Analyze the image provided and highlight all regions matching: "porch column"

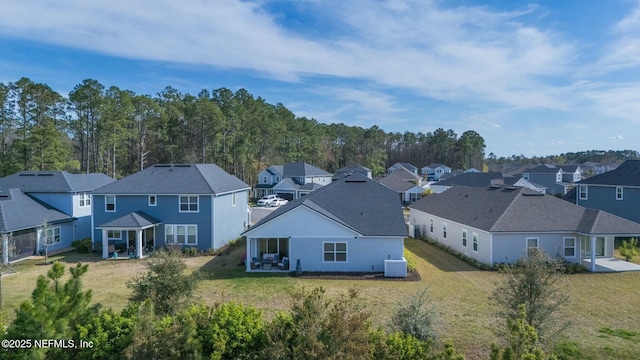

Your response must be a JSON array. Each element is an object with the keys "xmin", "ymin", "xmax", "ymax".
[
  {"xmin": 245, "ymin": 237, "xmax": 250, "ymax": 272},
  {"xmin": 136, "ymin": 229, "xmax": 143, "ymax": 258},
  {"xmin": 102, "ymin": 229, "xmax": 109, "ymax": 259},
  {"xmin": 590, "ymin": 236, "xmax": 596, "ymax": 272},
  {"xmin": 2, "ymin": 234, "xmax": 9, "ymax": 264}
]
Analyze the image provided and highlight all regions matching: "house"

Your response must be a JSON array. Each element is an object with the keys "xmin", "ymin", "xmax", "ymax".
[
  {"xmin": 254, "ymin": 162, "xmax": 332, "ymax": 200},
  {"xmin": 91, "ymin": 164, "xmax": 250, "ymax": 259},
  {"xmin": 421, "ymin": 163, "xmax": 452, "ymax": 181},
  {"xmin": 408, "ymin": 185, "xmax": 640, "ymax": 272},
  {"xmin": 520, "ymin": 164, "xmax": 582, "ymax": 196},
  {"xmin": 243, "ymin": 174, "xmax": 407, "ymax": 276},
  {"xmin": 1, "ymin": 188, "xmax": 75, "ymax": 263},
  {"xmin": 333, "ymin": 165, "xmax": 372, "ymax": 180},
  {"xmin": 388, "ymin": 162, "xmax": 418, "ymax": 175},
  {"xmin": 0, "ymin": 170, "xmax": 115, "ymax": 241},
  {"xmin": 377, "ymin": 172, "xmax": 424, "ymax": 205},
  {"xmin": 430, "ymin": 172, "xmax": 504, "ymax": 194},
  {"xmin": 573, "ymin": 160, "xmax": 640, "ymax": 224},
  {"xmin": 439, "ymin": 169, "xmax": 465, "ymax": 181}
]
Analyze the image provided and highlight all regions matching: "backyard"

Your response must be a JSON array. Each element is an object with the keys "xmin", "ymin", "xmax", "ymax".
[{"xmin": 3, "ymin": 238, "xmax": 640, "ymax": 359}]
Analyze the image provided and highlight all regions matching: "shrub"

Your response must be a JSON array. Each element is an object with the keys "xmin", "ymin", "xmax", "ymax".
[
  {"xmin": 620, "ymin": 238, "xmax": 638, "ymax": 261},
  {"xmin": 404, "ymin": 248, "xmax": 416, "ymax": 273},
  {"xmin": 391, "ymin": 288, "xmax": 437, "ymax": 342},
  {"xmin": 71, "ymin": 238, "xmax": 93, "ymax": 253}
]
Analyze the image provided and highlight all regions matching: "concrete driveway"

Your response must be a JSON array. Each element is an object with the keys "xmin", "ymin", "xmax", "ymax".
[{"xmin": 250, "ymin": 206, "xmax": 278, "ymax": 225}]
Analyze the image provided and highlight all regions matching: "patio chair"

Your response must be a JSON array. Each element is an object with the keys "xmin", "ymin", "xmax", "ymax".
[
  {"xmin": 250, "ymin": 257, "xmax": 261, "ymax": 269},
  {"xmin": 278, "ymin": 257, "xmax": 289, "ymax": 270}
]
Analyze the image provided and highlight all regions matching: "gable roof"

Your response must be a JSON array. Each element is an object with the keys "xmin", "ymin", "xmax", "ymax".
[
  {"xmin": 578, "ymin": 160, "xmax": 640, "ymax": 187},
  {"xmin": 436, "ymin": 172, "xmax": 503, "ymax": 187},
  {"xmin": 92, "ymin": 164, "xmax": 250, "ymax": 195},
  {"xmin": 409, "ymin": 185, "xmax": 640, "ymax": 235},
  {"xmin": 391, "ymin": 162, "xmax": 417, "ymax": 172},
  {"xmin": 377, "ymin": 173, "xmax": 416, "ymax": 192},
  {"xmin": 0, "ymin": 171, "xmax": 114, "ymax": 193},
  {"xmin": 387, "ymin": 168, "xmax": 421, "ymax": 181},
  {"xmin": 247, "ymin": 174, "xmax": 407, "ymax": 237},
  {"xmin": 523, "ymin": 164, "xmax": 561, "ymax": 174},
  {"xmin": 282, "ymin": 162, "xmax": 332, "ymax": 177},
  {"xmin": 0, "ymin": 189, "xmax": 74, "ymax": 233}
]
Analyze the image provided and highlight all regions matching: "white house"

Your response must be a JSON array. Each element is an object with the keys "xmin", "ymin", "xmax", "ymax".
[{"xmin": 421, "ymin": 163, "xmax": 452, "ymax": 181}]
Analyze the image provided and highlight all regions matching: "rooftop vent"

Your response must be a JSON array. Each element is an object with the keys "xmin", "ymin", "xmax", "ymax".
[
  {"xmin": 345, "ymin": 177, "xmax": 366, "ymax": 182},
  {"xmin": 522, "ymin": 192, "xmax": 544, "ymax": 197},
  {"xmin": 173, "ymin": 164, "xmax": 191, "ymax": 167},
  {"xmin": 154, "ymin": 164, "xmax": 171, "ymax": 167},
  {"xmin": 19, "ymin": 174, "xmax": 36, "ymax": 176},
  {"xmin": 37, "ymin": 173, "xmax": 54, "ymax": 176}
]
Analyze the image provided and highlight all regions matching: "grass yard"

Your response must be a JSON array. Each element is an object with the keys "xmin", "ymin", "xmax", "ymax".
[{"xmin": 3, "ymin": 239, "xmax": 640, "ymax": 359}]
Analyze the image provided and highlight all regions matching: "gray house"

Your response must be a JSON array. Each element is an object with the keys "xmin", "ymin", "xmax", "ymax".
[
  {"xmin": 1, "ymin": 188, "xmax": 75, "ymax": 263},
  {"xmin": 377, "ymin": 172, "xmax": 424, "ymax": 205},
  {"xmin": 388, "ymin": 162, "xmax": 418, "ymax": 175},
  {"xmin": 333, "ymin": 165, "xmax": 373, "ymax": 180},
  {"xmin": 573, "ymin": 160, "xmax": 640, "ymax": 224},
  {"xmin": 520, "ymin": 164, "xmax": 581, "ymax": 196},
  {"xmin": 409, "ymin": 185, "xmax": 640, "ymax": 272},
  {"xmin": 243, "ymin": 174, "xmax": 407, "ymax": 276},
  {"xmin": 254, "ymin": 162, "xmax": 332, "ymax": 200},
  {"xmin": 92, "ymin": 164, "xmax": 250, "ymax": 259}
]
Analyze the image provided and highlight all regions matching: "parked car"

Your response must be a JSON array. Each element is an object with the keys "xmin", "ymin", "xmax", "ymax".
[
  {"xmin": 257, "ymin": 194, "xmax": 278, "ymax": 206},
  {"xmin": 270, "ymin": 198, "xmax": 289, "ymax": 207}
]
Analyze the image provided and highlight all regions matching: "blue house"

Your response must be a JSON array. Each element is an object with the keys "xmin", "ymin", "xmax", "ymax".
[
  {"xmin": 91, "ymin": 164, "xmax": 250, "ymax": 259},
  {"xmin": 254, "ymin": 162, "xmax": 333, "ymax": 200},
  {"xmin": 520, "ymin": 164, "xmax": 582, "ymax": 196},
  {"xmin": 0, "ymin": 170, "xmax": 115, "ymax": 243},
  {"xmin": 1, "ymin": 188, "xmax": 75, "ymax": 263},
  {"xmin": 574, "ymin": 160, "xmax": 640, "ymax": 224}
]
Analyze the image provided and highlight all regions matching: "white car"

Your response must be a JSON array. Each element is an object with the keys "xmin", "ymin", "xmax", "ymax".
[
  {"xmin": 270, "ymin": 198, "xmax": 289, "ymax": 207},
  {"xmin": 257, "ymin": 194, "xmax": 278, "ymax": 206}
]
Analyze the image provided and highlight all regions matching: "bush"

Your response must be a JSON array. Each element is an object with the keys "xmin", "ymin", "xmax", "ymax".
[
  {"xmin": 391, "ymin": 288, "xmax": 436, "ymax": 342},
  {"xmin": 404, "ymin": 248, "xmax": 416, "ymax": 273},
  {"xmin": 620, "ymin": 238, "xmax": 638, "ymax": 261},
  {"xmin": 72, "ymin": 238, "xmax": 93, "ymax": 253}
]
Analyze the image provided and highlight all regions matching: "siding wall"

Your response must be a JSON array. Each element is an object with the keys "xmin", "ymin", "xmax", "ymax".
[
  {"xmin": 576, "ymin": 185, "xmax": 640, "ymax": 223},
  {"xmin": 30, "ymin": 192, "xmax": 92, "ymax": 241},
  {"xmin": 212, "ymin": 190, "xmax": 250, "ymax": 249},
  {"xmin": 492, "ymin": 232, "xmax": 582, "ymax": 264}
]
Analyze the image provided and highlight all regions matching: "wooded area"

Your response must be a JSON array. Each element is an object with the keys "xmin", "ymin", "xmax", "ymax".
[{"xmin": 0, "ymin": 77, "xmax": 486, "ymax": 183}]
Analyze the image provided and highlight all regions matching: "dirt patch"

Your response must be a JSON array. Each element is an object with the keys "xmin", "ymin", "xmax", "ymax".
[{"xmin": 293, "ymin": 271, "xmax": 420, "ymax": 281}]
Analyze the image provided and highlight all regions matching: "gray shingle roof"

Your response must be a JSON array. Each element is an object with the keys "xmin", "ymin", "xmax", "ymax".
[
  {"xmin": 387, "ymin": 168, "xmax": 421, "ymax": 181},
  {"xmin": 523, "ymin": 164, "xmax": 560, "ymax": 174},
  {"xmin": 92, "ymin": 164, "xmax": 250, "ymax": 195},
  {"xmin": 0, "ymin": 171, "xmax": 114, "ymax": 193},
  {"xmin": 0, "ymin": 189, "xmax": 74, "ymax": 233},
  {"xmin": 409, "ymin": 185, "xmax": 640, "ymax": 235},
  {"xmin": 246, "ymin": 174, "xmax": 407, "ymax": 237},
  {"xmin": 436, "ymin": 172, "xmax": 503, "ymax": 187},
  {"xmin": 97, "ymin": 211, "xmax": 161, "ymax": 228},
  {"xmin": 282, "ymin": 162, "xmax": 332, "ymax": 177},
  {"xmin": 377, "ymin": 173, "xmax": 415, "ymax": 192},
  {"xmin": 578, "ymin": 160, "xmax": 640, "ymax": 187}
]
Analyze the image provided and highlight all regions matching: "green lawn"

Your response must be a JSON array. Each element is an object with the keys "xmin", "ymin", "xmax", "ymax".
[{"xmin": 3, "ymin": 239, "xmax": 640, "ymax": 359}]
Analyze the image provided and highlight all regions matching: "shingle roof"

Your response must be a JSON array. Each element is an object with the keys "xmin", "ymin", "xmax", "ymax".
[
  {"xmin": 436, "ymin": 172, "xmax": 503, "ymax": 187},
  {"xmin": 282, "ymin": 162, "xmax": 332, "ymax": 177},
  {"xmin": 97, "ymin": 211, "xmax": 161, "ymax": 228},
  {"xmin": 92, "ymin": 164, "xmax": 250, "ymax": 195},
  {"xmin": 0, "ymin": 189, "xmax": 74, "ymax": 233},
  {"xmin": 409, "ymin": 185, "xmax": 640, "ymax": 235},
  {"xmin": 377, "ymin": 173, "xmax": 415, "ymax": 192},
  {"xmin": 247, "ymin": 174, "xmax": 407, "ymax": 237},
  {"xmin": 578, "ymin": 160, "xmax": 640, "ymax": 187},
  {"xmin": 387, "ymin": 168, "xmax": 421, "ymax": 181},
  {"xmin": 523, "ymin": 164, "xmax": 560, "ymax": 174},
  {"xmin": 0, "ymin": 171, "xmax": 114, "ymax": 193},
  {"xmin": 425, "ymin": 163, "xmax": 449, "ymax": 169}
]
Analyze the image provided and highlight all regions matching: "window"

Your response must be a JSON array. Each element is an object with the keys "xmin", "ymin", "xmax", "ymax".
[
  {"xmin": 430, "ymin": 219, "xmax": 434, "ymax": 233},
  {"xmin": 105, "ymin": 195, "xmax": 116, "ymax": 212},
  {"xmin": 579, "ymin": 185, "xmax": 587, "ymax": 200},
  {"xmin": 179, "ymin": 196, "xmax": 198, "ymax": 212},
  {"xmin": 556, "ymin": 172, "xmax": 562, "ymax": 182},
  {"xmin": 462, "ymin": 230, "xmax": 467, "ymax": 247},
  {"xmin": 522, "ymin": 173, "xmax": 529, "ymax": 180},
  {"xmin": 79, "ymin": 193, "xmax": 91, "ymax": 207},
  {"xmin": 563, "ymin": 237, "xmax": 575, "ymax": 257},
  {"xmin": 148, "ymin": 195, "xmax": 157, "ymax": 206},
  {"xmin": 165, "ymin": 225, "xmax": 197, "ymax": 245},
  {"xmin": 263, "ymin": 176, "xmax": 267, "ymax": 183},
  {"xmin": 527, "ymin": 237, "xmax": 539, "ymax": 255},
  {"xmin": 443, "ymin": 223, "xmax": 447, "ymax": 239},
  {"xmin": 472, "ymin": 233, "xmax": 478, "ymax": 252},
  {"xmin": 45, "ymin": 227, "xmax": 61, "ymax": 244},
  {"xmin": 616, "ymin": 186, "xmax": 623, "ymax": 200},
  {"xmin": 107, "ymin": 230, "xmax": 122, "ymax": 240},
  {"xmin": 323, "ymin": 242, "xmax": 347, "ymax": 262}
]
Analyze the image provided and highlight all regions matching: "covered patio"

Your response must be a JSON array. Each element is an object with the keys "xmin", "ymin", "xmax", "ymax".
[
  {"xmin": 582, "ymin": 258, "xmax": 640, "ymax": 272},
  {"xmin": 245, "ymin": 237, "xmax": 290, "ymax": 271},
  {"xmin": 98, "ymin": 211, "xmax": 161, "ymax": 259}
]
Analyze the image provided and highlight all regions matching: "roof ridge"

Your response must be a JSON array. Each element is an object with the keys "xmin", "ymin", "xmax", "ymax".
[
  {"xmin": 59, "ymin": 171, "xmax": 74, "ymax": 191},
  {"xmin": 192, "ymin": 164, "xmax": 217, "ymax": 194}
]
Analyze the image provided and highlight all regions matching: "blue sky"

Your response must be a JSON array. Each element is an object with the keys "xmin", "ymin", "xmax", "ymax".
[{"xmin": 2, "ymin": 0, "xmax": 640, "ymax": 158}]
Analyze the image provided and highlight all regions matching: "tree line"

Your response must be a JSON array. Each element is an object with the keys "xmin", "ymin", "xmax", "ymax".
[{"xmin": 0, "ymin": 77, "xmax": 487, "ymax": 183}]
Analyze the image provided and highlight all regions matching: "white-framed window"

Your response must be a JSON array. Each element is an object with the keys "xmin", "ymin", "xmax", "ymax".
[
  {"xmin": 443, "ymin": 223, "xmax": 447, "ymax": 239},
  {"xmin": 323, "ymin": 242, "xmax": 347, "ymax": 262},
  {"xmin": 107, "ymin": 230, "xmax": 122, "ymax": 240},
  {"xmin": 165, "ymin": 225, "xmax": 197, "ymax": 245},
  {"xmin": 430, "ymin": 219, "xmax": 434, "ymax": 233},
  {"xmin": 472, "ymin": 233, "xmax": 478, "ymax": 252},
  {"xmin": 148, "ymin": 195, "xmax": 157, "ymax": 206},
  {"xmin": 556, "ymin": 172, "xmax": 562, "ymax": 182},
  {"xmin": 527, "ymin": 237, "xmax": 539, "ymax": 255},
  {"xmin": 462, "ymin": 229, "xmax": 467, "ymax": 247},
  {"xmin": 616, "ymin": 186, "xmax": 623, "ymax": 200},
  {"xmin": 179, "ymin": 196, "xmax": 198, "ymax": 212},
  {"xmin": 105, "ymin": 195, "xmax": 116, "ymax": 212},
  {"xmin": 523, "ymin": 173, "xmax": 529, "ymax": 180},
  {"xmin": 79, "ymin": 193, "xmax": 91, "ymax": 207},
  {"xmin": 232, "ymin": 192, "xmax": 236, "ymax": 206},
  {"xmin": 579, "ymin": 185, "xmax": 587, "ymax": 200},
  {"xmin": 45, "ymin": 226, "xmax": 61, "ymax": 244},
  {"xmin": 563, "ymin": 237, "xmax": 576, "ymax": 258}
]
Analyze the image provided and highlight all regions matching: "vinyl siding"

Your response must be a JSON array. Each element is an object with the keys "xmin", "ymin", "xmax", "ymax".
[
  {"xmin": 576, "ymin": 185, "xmax": 640, "ymax": 223},
  {"xmin": 212, "ymin": 190, "xmax": 250, "ymax": 249}
]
